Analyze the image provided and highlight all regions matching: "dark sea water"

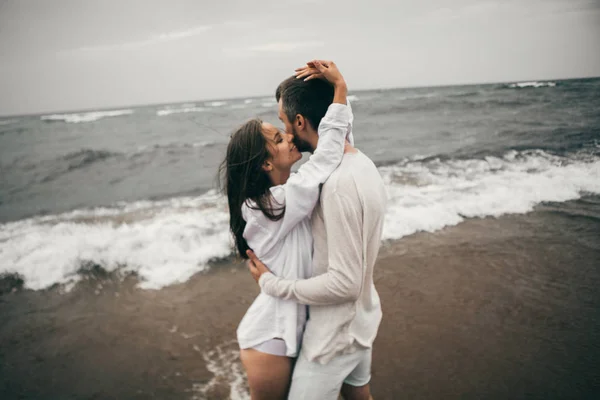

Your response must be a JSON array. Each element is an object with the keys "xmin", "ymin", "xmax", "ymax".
[{"xmin": 0, "ymin": 78, "xmax": 599, "ymax": 290}]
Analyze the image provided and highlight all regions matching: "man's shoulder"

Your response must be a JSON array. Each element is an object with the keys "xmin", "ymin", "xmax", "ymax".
[{"xmin": 322, "ymin": 151, "xmax": 378, "ymax": 197}]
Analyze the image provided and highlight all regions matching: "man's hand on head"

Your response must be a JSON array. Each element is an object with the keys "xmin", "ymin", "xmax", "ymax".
[{"xmin": 246, "ymin": 250, "xmax": 271, "ymax": 283}]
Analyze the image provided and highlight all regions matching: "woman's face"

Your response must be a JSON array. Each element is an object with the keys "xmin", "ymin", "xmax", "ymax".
[{"xmin": 261, "ymin": 122, "xmax": 302, "ymax": 172}]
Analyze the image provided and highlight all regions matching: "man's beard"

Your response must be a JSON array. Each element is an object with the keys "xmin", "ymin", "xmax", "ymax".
[{"xmin": 291, "ymin": 126, "xmax": 313, "ymax": 153}]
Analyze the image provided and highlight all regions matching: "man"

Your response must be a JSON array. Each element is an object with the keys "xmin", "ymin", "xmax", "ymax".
[{"xmin": 247, "ymin": 60, "xmax": 387, "ymax": 400}]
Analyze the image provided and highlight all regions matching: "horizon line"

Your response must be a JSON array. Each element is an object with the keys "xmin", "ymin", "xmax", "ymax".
[{"xmin": 1, "ymin": 74, "xmax": 599, "ymax": 119}]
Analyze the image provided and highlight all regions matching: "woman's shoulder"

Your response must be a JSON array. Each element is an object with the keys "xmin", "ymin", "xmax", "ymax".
[
  {"xmin": 241, "ymin": 199, "xmax": 258, "ymax": 221},
  {"xmin": 241, "ymin": 189, "xmax": 285, "ymax": 223},
  {"xmin": 269, "ymin": 184, "xmax": 286, "ymax": 201}
]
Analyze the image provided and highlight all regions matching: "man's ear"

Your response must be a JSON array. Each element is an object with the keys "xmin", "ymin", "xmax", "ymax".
[
  {"xmin": 262, "ymin": 160, "xmax": 273, "ymax": 172},
  {"xmin": 295, "ymin": 114, "xmax": 306, "ymax": 131}
]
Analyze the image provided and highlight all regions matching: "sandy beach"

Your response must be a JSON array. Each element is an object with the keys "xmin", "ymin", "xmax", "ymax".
[{"xmin": 2, "ymin": 202, "xmax": 599, "ymax": 399}]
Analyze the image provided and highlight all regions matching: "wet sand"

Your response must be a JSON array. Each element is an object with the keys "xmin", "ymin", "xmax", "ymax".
[{"xmin": 1, "ymin": 205, "xmax": 600, "ymax": 399}]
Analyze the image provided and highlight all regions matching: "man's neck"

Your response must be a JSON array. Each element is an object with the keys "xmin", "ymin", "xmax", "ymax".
[
  {"xmin": 307, "ymin": 132, "xmax": 319, "ymax": 154},
  {"xmin": 307, "ymin": 128, "xmax": 355, "ymax": 154},
  {"xmin": 311, "ymin": 139, "xmax": 355, "ymax": 155},
  {"xmin": 344, "ymin": 142, "xmax": 358, "ymax": 154}
]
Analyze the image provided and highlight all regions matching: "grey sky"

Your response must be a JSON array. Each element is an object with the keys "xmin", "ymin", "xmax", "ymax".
[{"xmin": 1, "ymin": 0, "xmax": 599, "ymax": 116}]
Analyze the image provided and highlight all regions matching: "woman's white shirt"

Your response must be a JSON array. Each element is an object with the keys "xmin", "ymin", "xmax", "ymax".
[{"xmin": 236, "ymin": 101, "xmax": 353, "ymax": 357}]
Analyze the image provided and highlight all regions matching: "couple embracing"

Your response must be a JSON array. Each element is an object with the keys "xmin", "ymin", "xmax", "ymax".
[{"xmin": 220, "ymin": 60, "xmax": 387, "ymax": 399}]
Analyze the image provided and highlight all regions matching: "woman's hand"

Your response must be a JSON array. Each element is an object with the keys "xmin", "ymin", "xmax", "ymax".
[{"xmin": 294, "ymin": 60, "xmax": 346, "ymax": 87}]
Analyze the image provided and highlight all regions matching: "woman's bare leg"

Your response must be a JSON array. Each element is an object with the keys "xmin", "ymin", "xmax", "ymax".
[
  {"xmin": 240, "ymin": 349, "xmax": 292, "ymax": 400},
  {"xmin": 341, "ymin": 382, "xmax": 373, "ymax": 400}
]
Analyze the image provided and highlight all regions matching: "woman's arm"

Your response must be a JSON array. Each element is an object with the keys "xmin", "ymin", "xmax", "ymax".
[
  {"xmin": 243, "ymin": 61, "xmax": 349, "ymax": 259},
  {"xmin": 297, "ymin": 61, "xmax": 354, "ymax": 145},
  {"xmin": 250, "ymin": 192, "xmax": 364, "ymax": 306}
]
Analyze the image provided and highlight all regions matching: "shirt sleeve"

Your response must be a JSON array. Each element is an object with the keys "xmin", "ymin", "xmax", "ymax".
[
  {"xmin": 259, "ymin": 192, "xmax": 364, "ymax": 305},
  {"xmin": 242, "ymin": 103, "xmax": 350, "ymax": 259}
]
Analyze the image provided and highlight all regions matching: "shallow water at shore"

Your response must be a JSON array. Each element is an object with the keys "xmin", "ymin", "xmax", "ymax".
[{"xmin": 2, "ymin": 200, "xmax": 599, "ymax": 399}]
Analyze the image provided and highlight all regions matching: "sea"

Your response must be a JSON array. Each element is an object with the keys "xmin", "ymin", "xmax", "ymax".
[{"xmin": 1, "ymin": 78, "xmax": 599, "ymax": 292}]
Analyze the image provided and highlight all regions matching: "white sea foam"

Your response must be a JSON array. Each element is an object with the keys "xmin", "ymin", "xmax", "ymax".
[
  {"xmin": 0, "ymin": 191, "xmax": 231, "ymax": 290},
  {"xmin": 192, "ymin": 141, "xmax": 215, "ymax": 148},
  {"xmin": 397, "ymin": 92, "xmax": 439, "ymax": 101},
  {"xmin": 508, "ymin": 81, "xmax": 557, "ymax": 88},
  {"xmin": 380, "ymin": 150, "xmax": 600, "ymax": 239},
  {"xmin": 347, "ymin": 94, "xmax": 360, "ymax": 102},
  {"xmin": 243, "ymin": 99, "xmax": 254, "ymax": 104},
  {"xmin": 189, "ymin": 340, "xmax": 249, "ymax": 400},
  {"xmin": 1, "ymin": 150, "xmax": 599, "ymax": 291},
  {"xmin": 131, "ymin": 141, "xmax": 216, "ymax": 156},
  {"xmin": 156, "ymin": 106, "xmax": 207, "ymax": 116},
  {"xmin": 0, "ymin": 119, "xmax": 18, "ymax": 126},
  {"xmin": 206, "ymin": 101, "xmax": 227, "ymax": 107},
  {"xmin": 41, "ymin": 109, "xmax": 134, "ymax": 123}
]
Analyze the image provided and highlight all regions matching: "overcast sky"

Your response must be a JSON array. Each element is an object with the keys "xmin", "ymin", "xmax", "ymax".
[{"xmin": 1, "ymin": 0, "xmax": 599, "ymax": 116}]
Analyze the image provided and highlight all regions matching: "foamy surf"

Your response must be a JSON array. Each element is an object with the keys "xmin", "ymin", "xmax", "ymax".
[
  {"xmin": 1, "ymin": 150, "xmax": 599, "ymax": 292},
  {"xmin": 206, "ymin": 101, "xmax": 228, "ymax": 107},
  {"xmin": 0, "ymin": 119, "xmax": 19, "ymax": 126},
  {"xmin": 189, "ymin": 340, "xmax": 249, "ymax": 400},
  {"xmin": 156, "ymin": 106, "xmax": 207, "ymax": 116},
  {"xmin": 508, "ymin": 81, "xmax": 557, "ymax": 88},
  {"xmin": 0, "ymin": 191, "xmax": 231, "ymax": 291},
  {"xmin": 41, "ymin": 109, "xmax": 134, "ymax": 123},
  {"xmin": 381, "ymin": 150, "xmax": 600, "ymax": 239},
  {"xmin": 131, "ymin": 141, "xmax": 217, "ymax": 156}
]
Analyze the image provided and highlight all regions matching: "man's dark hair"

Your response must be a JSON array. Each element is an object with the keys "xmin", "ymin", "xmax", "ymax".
[{"xmin": 275, "ymin": 76, "xmax": 334, "ymax": 130}]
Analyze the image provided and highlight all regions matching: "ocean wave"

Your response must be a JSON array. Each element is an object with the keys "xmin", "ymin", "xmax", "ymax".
[
  {"xmin": 0, "ymin": 119, "xmax": 19, "ymax": 126},
  {"xmin": 380, "ymin": 150, "xmax": 600, "ymax": 239},
  {"xmin": 0, "ymin": 126, "xmax": 26, "ymax": 137},
  {"xmin": 48, "ymin": 150, "xmax": 115, "ymax": 183},
  {"xmin": 2, "ymin": 144, "xmax": 216, "ymax": 182},
  {"xmin": 508, "ymin": 81, "xmax": 557, "ymax": 89},
  {"xmin": 61, "ymin": 148, "xmax": 117, "ymax": 166},
  {"xmin": 131, "ymin": 141, "xmax": 217, "ymax": 156},
  {"xmin": 0, "ymin": 149, "xmax": 121, "ymax": 193},
  {"xmin": 260, "ymin": 101, "xmax": 277, "ymax": 108},
  {"xmin": 395, "ymin": 92, "xmax": 439, "ymax": 101},
  {"xmin": 206, "ymin": 101, "xmax": 227, "ymax": 107},
  {"xmin": 19, "ymin": 149, "xmax": 121, "ymax": 184},
  {"xmin": 0, "ymin": 191, "xmax": 231, "ymax": 291},
  {"xmin": 41, "ymin": 109, "xmax": 134, "ymax": 123},
  {"xmin": 447, "ymin": 90, "xmax": 483, "ymax": 98},
  {"xmin": 2, "ymin": 150, "xmax": 599, "ymax": 291},
  {"xmin": 190, "ymin": 340, "xmax": 249, "ymax": 399},
  {"xmin": 156, "ymin": 106, "xmax": 207, "ymax": 116}
]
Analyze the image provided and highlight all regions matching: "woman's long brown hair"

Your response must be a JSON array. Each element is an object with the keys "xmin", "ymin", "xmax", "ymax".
[{"xmin": 218, "ymin": 119, "xmax": 284, "ymax": 258}]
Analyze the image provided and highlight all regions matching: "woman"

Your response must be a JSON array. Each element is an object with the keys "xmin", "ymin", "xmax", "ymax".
[{"xmin": 220, "ymin": 60, "xmax": 352, "ymax": 399}]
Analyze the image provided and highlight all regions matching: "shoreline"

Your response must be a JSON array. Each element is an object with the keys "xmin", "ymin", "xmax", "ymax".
[{"xmin": 1, "ymin": 208, "xmax": 599, "ymax": 399}]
